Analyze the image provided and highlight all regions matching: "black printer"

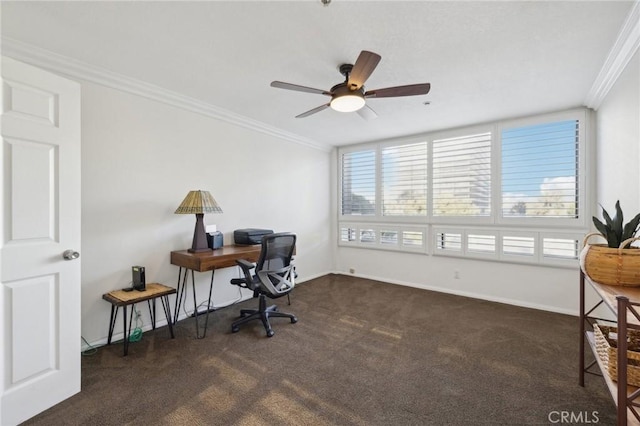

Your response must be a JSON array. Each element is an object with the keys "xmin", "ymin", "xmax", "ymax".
[{"xmin": 234, "ymin": 228, "xmax": 274, "ymax": 245}]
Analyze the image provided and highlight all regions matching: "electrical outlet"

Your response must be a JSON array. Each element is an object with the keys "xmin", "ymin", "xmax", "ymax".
[
  {"xmin": 454, "ymin": 270, "xmax": 460, "ymax": 279},
  {"xmin": 349, "ymin": 268, "xmax": 355, "ymax": 274}
]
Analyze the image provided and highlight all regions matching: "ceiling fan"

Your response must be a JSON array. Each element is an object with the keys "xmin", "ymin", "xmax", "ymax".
[{"xmin": 270, "ymin": 50, "xmax": 431, "ymax": 120}]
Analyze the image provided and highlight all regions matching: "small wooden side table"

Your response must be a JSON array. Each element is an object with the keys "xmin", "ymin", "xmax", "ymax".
[{"xmin": 102, "ymin": 283, "xmax": 176, "ymax": 356}]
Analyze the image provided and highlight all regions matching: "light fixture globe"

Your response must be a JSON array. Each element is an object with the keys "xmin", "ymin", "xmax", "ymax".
[{"xmin": 329, "ymin": 84, "xmax": 365, "ymax": 113}]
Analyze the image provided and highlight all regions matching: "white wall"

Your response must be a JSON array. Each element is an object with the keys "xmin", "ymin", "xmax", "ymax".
[
  {"xmin": 596, "ymin": 50, "xmax": 640, "ymax": 214},
  {"xmin": 334, "ymin": 248, "xmax": 579, "ymax": 314},
  {"xmin": 80, "ymin": 81, "xmax": 332, "ymax": 345}
]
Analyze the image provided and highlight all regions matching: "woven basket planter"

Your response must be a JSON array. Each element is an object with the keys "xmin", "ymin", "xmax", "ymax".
[
  {"xmin": 580, "ymin": 233, "xmax": 640, "ymax": 287},
  {"xmin": 594, "ymin": 324, "xmax": 640, "ymax": 387}
]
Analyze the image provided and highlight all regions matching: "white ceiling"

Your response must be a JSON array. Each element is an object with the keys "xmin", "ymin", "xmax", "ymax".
[{"xmin": 1, "ymin": 1, "xmax": 634, "ymax": 148}]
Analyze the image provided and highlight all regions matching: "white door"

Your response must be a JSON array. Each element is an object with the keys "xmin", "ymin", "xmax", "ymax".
[{"xmin": 1, "ymin": 57, "xmax": 81, "ymax": 425}]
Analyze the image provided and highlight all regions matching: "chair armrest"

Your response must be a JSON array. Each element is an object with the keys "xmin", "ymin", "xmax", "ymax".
[
  {"xmin": 232, "ymin": 259, "xmax": 256, "ymax": 288},
  {"xmin": 236, "ymin": 259, "xmax": 255, "ymax": 271}
]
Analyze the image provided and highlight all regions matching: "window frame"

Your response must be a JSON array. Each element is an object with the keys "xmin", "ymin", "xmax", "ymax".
[
  {"xmin": 337, "ymin": 222, "xmax": 429, "ymax": 254},
  {"xmin": 428, "ymin": 123, "xmax": 495, "ymax": 225},
  {"xmin": 380, "ymin": 139, "xmax": 428, "ymax": 219},
  {"xmin": 337, "ymin": 108, "xmax": 593, "ymax": 268},
  {"xmin": 339, "ymin": 146, "xmax": 377, "ymax": 218},
  {"xmin": 495, "ymin": 109, "xmax": 589, "ymax": 229},
  {"xmin": 339, "ymin": 135, "xmax": 431, "ymax": 225}
]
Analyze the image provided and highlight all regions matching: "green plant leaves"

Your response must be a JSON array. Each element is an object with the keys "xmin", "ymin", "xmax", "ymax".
[
  {"xmin": 614, "ymin": 200, "xmax": 624, "ymax": 234},
  {"xmin": 623, "ymin": 212, "xmax": 640, "ymax": 243},
  {"xmin": 593, "ymin": 217, "xmax": 616, "ymax": 248},
  {"xmin": 593, "ymin": 201, "xmax": 640, "ymax": 248}
]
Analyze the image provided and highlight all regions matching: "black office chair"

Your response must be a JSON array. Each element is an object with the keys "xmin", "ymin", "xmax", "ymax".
[{"xmin": 230, "ymin": 233, "xmax": 298, "ymax": 337}]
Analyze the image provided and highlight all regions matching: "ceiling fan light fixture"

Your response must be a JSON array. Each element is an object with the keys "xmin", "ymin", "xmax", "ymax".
[
  {"xmin": 271, "ymin": 50, "xmax": 430, "ymax": 119},
  {"xmin": 330, "ymin": 93, "xmax": 365, "ymax": 112}
]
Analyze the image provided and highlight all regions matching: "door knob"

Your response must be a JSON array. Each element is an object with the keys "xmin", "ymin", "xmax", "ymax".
[{"xmin": 62, "ymin": 249, "xmax": 80, "ymax": 260}]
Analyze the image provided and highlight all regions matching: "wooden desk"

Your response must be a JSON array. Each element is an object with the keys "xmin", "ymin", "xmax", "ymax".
[
  {"xmin": 170, "ymin": 245, "xmax": 261, "ymax": 338},
  {"xmin": 102, "ymin": 283, "xmax": 176, "ymax": 356}
]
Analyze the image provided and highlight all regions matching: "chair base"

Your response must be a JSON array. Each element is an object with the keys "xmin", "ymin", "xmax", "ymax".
[{"xmin": 231, "ymin": 294, "xmax": 297, "ymax": 337}]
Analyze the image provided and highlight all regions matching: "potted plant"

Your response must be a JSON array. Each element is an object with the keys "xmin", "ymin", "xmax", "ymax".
[{"xmin": 581, "ymin": 201, "xmax": 640, "ymax": 286}]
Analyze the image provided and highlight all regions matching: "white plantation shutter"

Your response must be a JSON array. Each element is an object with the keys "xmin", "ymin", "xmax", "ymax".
[
  {"xmin": 468, "ymin": 233, "xmax": 496, "ymax": 254},
  {"xmin": 432, "ymin": 132, "xmax": 491, "ymax": 217},
  {"xmin": 501, "ymin": 120, "xmax": 579, "ymax": 219},
  {"xmin": 542, "ymin": 237, "xmax": 579, "ymax": 260},
  {"xmin": 382, "ymin": 142, "xmax": 428, "ymax": 217},
  {"xmin": 342, "ymin": 150, "xmax": 376, "ymax": 216},
  {"xmin": 435, "ymin": 230, "xmax": 462, "ymax": 252},
  {"xmin": 337, "ymin": 109, "xmax": 589, "ymax": 266},
  {"xmin": 502, "ymin": 235, "xmax": 535, "ymax": 256},
  {"xmin": 402, "ymin": 230, "xmax": 424, "ymax": 247}
]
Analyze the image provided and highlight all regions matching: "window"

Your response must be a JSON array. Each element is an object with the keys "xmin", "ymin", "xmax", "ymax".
[
  {"xmin": 502, "ymin": 235, "xmax": 535, "ymax": 257},
  {"xmin": 501, "ymin": 119, "xmax": 580, "ymax": 220},
  {"xmin": 402, "ymin": 231, "xmax": 424, "ymax": 247},
  {"xmin": 338, "ymin": 109, "xmax": 590, "ymax": 266},
  {"xmin": 341, "ymin": 150, "xmax": 375, "ymax": 216},
  {"xmin": 432, "ymin": 132, "xmax": 491, "ymax": 217},
  {"xmin": 435, "ymin": 230, "xmax": 463, "ymax": 253},
  {"xmin": 340, "ymin": 226, "xmax": 357, "ymax": 243},
  {"xmin": 542, "ymin": 237, "xmax": 580, "ymax": 260},
  {"xmin": 337, "ymin": 223, "xmax": 427, "ymax": 252},
  {"xmin": 382, "ymin": 142, "xmax": 428, "ymax": 217},
  {"xmin": 380, "ymin": 230, "xmax": 399, "ymax": 245},
  {"xmin": 468, "ymin": 233, "xmax": 496, "ymax": 254},
  {"xmin": 360, "ymin": 229, "xmax": 376, "ymax": 244}
]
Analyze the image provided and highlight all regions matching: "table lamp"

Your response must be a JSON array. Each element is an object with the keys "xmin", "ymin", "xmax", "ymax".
[{"xmin": 175, "ymin": 190, "xmax": 222, "ymax": 253}]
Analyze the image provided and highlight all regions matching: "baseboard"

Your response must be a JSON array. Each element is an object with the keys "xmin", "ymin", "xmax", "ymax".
[{"xmin": 331, "ymin": 271, "xmax": 578, "ymax": 317}]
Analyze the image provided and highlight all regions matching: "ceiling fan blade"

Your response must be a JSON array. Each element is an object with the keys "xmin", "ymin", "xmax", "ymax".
[
  {"xmin": 365, "ymin": 83, "xmax": 431, "ymax": 98},
  {"xmin": 357, "ymin": 104, "xmax": 378, "ymax": 121},
  {"xmin": 348, "ymin": 50, "xmax": 381, "ymax": 90},
  {"xmin": 295, "ymin": 103, "xmax": 330, "ymax": 118},
  {"xmin": 271, "ymin": 81, "xmax": 331, "ymax": 96}
]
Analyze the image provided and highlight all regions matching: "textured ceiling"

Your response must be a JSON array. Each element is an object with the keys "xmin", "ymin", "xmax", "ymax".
[{"xmin": 1, "ymin": 1, "xmax": 634, "ymax": 148}]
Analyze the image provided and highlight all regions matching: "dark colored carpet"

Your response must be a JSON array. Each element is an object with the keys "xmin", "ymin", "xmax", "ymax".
[{"xmin": 25, "ymin": 274, "xmax": 615, "ymax": 425}]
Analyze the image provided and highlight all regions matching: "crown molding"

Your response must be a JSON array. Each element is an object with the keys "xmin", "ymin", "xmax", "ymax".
[
  {"xmin": 584, "ymin": 1, "xmax": 640, "ymax": 110},
  {"xmin": 1, "ymin": 37, "xmax": 332, "ymax": 153}
]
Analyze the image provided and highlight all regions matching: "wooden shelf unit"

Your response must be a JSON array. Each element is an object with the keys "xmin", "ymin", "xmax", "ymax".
[{"xmin": 580, "ymin": 271, "xmax": 640, "ymax": 426}]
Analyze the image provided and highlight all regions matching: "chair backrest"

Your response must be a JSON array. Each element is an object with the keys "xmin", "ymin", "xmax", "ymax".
[{"xmin": 256, "ymin": 232, "xmax": 296, "ymax": 274}]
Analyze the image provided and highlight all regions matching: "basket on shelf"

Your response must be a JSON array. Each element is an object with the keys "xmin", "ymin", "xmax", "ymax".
[
  {"xmin": 580, "ymin": 233, "xmax": 640, "ymax": 287},
  {"xmin": 593, "ymin": 323, "xmax": 640, "ymax": 387}
]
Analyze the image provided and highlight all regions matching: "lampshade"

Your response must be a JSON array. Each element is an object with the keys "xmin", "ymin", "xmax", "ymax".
[
  {"xmin": 175, "ymin": 190, "xmax": 222, "ymax": 253},
  {"xmin": 175, "ymin": 190, "xmax": 222, "ymax": 214}
]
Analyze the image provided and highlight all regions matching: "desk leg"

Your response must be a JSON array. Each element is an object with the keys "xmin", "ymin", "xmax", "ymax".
[
  {"xmin": 107, "ymin": 305, "xmax": 118, "ymax": 345},
  {"xmin": 203, "ymin": 270, "xmax": 215, "ymax": 334},
  {"xmin": 122, "ymin": 305, "xmax": 129, "ymax": 356},
  {"xmin": 174, "ymin": 267, "xmax": 188, "ymax": 324},
  {"xmin": 148, "ymin": 299, "xmax": 156, "ymax": 330},
  {"xmin": 192, "ymin": 269, "xmax": 215, "ymax": 339},
  {"xmin": 191, "ymin": 270, "xmax": 201, "ymax": 338},
  {"xmin": 161, "ymin": 295, "xmax": 175, "ymax": 339}
]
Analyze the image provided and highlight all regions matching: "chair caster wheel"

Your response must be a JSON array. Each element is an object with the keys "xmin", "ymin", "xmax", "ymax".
[
  {"xmin": 291, "ymin": 316, "xmax": 298, "ymax": 324},
  {"xmin": 231, "ymin": 326, "xmax": 240, "ymax": 333},
  {"xmin": 266, "ymin": 330, "xmax": 275, "ymax": 337}
]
